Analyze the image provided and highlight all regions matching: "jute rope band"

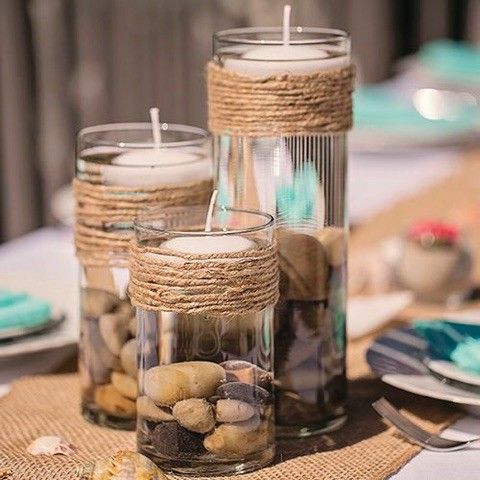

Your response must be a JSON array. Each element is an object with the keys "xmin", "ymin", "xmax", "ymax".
[
  {"xmin": 207, "ymin": 61, "xmax": 355, "ymax": 137},
  {"xmin": 73, "ymin": 176, "xmax": 213, "ymax": 266},
  {"xmin": 129, "ymin": 239, "xmax": 279, "ymax": 316}
]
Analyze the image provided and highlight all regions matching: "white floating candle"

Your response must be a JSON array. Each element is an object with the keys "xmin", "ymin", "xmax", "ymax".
[
  {"xmin": 224, "ymin": 5, "xmax": 349, "ymax": 76},
  {"xmin": 162, "ymin": 235, "xmax": 254, "ymax": 255},
  {"xmin": 159, "ymin": 191, "xmax": 255, "ymax": 262},
  {"xmin": 101, "ymin": 108, "xmax": 211, "ymax": 187},
  {"xmin": 157, "ymin": 234, "xmax": 254, "ymax": 266},
  {"xmin": 102, "ymin": 149, "xmax": 212, "ymax": 188}
]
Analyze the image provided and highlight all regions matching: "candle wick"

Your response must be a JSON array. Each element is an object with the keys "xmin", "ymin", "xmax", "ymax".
[
  {"xmin": 205, "ymin": 189, "xmax": 218, "ymax": 233},
  {"xmin": 149, "ymin": 107, "xmax": 162, "ymax": 148},
  {"xmin": 283, "ymin": 4, "xmax": 291, "ymax": 47}
]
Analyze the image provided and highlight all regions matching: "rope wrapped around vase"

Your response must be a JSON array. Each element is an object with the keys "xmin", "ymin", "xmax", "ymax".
[
  {"xmin": 129, "ymin": 239, "xmax": 279, "ymax": 316},
  {"xmin": 73, "ymin": 169, "xmax": 213, "ymax": 267},
  {"xmin": 207, "ymin": 61, "xmax": 355, "ymax": 137}
]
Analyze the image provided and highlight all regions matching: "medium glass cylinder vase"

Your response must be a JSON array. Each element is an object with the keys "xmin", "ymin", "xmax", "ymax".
[
  {"xmin": 210, "ymin": 27, "xmax": 352, "ymax": 437},
  {"xmin": 75, "ymin": 123, "xmax": 212, "ymax": 429},
  {"xmin": 132, "ymin": 204, "xmax": 277, "ymax": 475}
]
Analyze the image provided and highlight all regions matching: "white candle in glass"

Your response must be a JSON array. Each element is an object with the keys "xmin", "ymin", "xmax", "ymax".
[
  {"xmin": 102, "ymin": 149, "xmax": 212, "ymax": 188},
  {"xmin": 162, "ymin": 235, "xmax": 254, "ymax": 256},
  {"xmin": 224, "ymin": 5, "xmax": 349, "ymax": 76},
  {"xmin": 102, "ymin": 108, "xmax": 211, "ymax": 187},
  {"xmin": 160, "ymin": 193, "xmax": 255, "ymax": 261}
]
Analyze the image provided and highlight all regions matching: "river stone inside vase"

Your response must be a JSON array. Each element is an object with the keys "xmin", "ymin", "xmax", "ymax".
[{"xmin": 275, "ymin": 227, "xmax": 347, "ymax": 435}]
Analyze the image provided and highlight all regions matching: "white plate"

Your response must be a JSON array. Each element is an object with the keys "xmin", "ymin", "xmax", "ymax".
[
  {"xmin": 427, "ymin": 360, "xmax": 480, "ymax": 388},
  {"xmin": 0, "ymin": 312, "xmax": 65, "ymax": 342},
  {"xmin": 382, "ymin": 374, "xmax": 480, "ymax": 415},
  {"xmin": 367, "ymin": 326, "xmax": 480, "ymax": 415},
  {"xmin": 0, "ymin": 228, "xmax": 79, "ymax": 358}
]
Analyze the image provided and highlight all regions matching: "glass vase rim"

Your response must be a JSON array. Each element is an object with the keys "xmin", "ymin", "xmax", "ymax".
[
  {"xmin": 134, "ymin": 205, "xmax": 275, "ymax": 237},
  {"xmin": 214, "ymin": 26, "xmax": 350, "ymax": 46},
  {"xmin": 78, "ymin": 122, "xmax": 210, "ymax": 150}
]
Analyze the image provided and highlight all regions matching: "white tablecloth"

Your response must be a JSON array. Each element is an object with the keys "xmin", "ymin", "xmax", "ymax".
[{"xmin": 348, "ymin": 148, "xmax": 459, "ymax": 224}]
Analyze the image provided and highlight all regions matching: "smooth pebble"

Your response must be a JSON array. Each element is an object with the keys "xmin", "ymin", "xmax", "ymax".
[
  {"xmin": 128, "ymin": 317, "xmax": 137, "ymax": 337},
  {"xmin": 215, "ymin": 382, "xmax": 270, "ymax": 405},
  {"xmin": 111, "ymin": 371, "xmax": 138, "ymax": 399},
  {"xmin": 151, "ymin": 422, "xmax": 204, "ymax": 456},
  {"xmin": 145, "ymin": 362, "xmax": 225, "ymax": 406},
  {"xmin": 203, "ymin": 421, "xmax": 268, "ymax": 457},
  {"xmin": 120, "ymin": 339, "xmax": 138, "ymax": 378},
  {"xmin": 137, "ymin": 396, "xmax": 174, "ymax": 422},
  {"xmin": 83, "ymin": 320, "xmax": 116, "ymax": 384},
  {"xmin": 115, "ymin": 300, "xmax": 135, "ymax": 320},
  {"xmin": 94, "ymin": 384, "xmax": 136, "ymax": 417},
  {"xmin": 172, "ymin": 398, "xmax": 215, "ymax": 433},
  {"xmin": 220, "ymin": 360, "xmax": 272, "ymax": 388},
  {"xmin": 215, "ymin": 399, "xmax": 256, "ymax": 423},
  {"xmin": 99, "ymin": 313, "xmax": 129, "ymax": 356},
  {"xmin": 82, "ymin": 288, "xmax": 118, "ymax": 319}
]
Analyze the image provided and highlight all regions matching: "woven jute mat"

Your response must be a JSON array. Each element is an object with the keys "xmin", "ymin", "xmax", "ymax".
[{"xmin": 0, "ymin": 333, "xmax": 459, "ymax": 480}]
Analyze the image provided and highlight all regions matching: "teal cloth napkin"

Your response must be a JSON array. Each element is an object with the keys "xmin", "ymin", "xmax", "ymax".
[
  {"xmin": 414, "ymin": 319, "xmax": 480, "ymax": 375},
  {"xmin": 354, "ymin": 87, "xmax": 478, "ymax": 136},
  {"xmin": 0, "ymin": 289, "xmax": 51, "ymax": 330},
  {"xmin": 419, "ymin": 39, "xmax": 480, "ymax": 84}
]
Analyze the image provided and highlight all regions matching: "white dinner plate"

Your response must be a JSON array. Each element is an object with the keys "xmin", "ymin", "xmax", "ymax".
[
  {"xmin": 367, "ymin": 326, "xmax": 480, "ymax": 415},
  {"xmin": 0, "ymin": 312, "xmax": 65, "ymax": 342}
]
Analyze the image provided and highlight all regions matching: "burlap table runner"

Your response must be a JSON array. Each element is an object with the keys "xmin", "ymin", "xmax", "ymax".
[{"xmin": 0, "ymin": 334, "xmax": 459, "ymax": 480}]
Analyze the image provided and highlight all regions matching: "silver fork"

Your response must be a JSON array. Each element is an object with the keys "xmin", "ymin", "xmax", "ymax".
[{"xmin": 372, "ymin": 397, "xmax": 480, "ymax": 452}]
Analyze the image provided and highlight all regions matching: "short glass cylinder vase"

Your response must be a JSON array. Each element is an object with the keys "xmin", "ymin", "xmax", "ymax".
[
  {"xmin": 132, "ymin": 205, "xmax": 277, "ymax": 475},
  {"xmin": 75, "ymin": 123, "xmax": 212, "ymax": 430},
  {"xmin": 211, "ymin": 27, "xmax": 351, "ymax": 437}
]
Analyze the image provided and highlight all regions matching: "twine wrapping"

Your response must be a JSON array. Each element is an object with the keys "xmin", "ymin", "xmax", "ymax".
[
  {"xmin": 129, "ymin": 239, "xmax": 279, "ymax": 316},
  {"xmin": 207, "ymin": 61, "xmax": 355, "ymax": 137},
  {"xmin": 73, "ymin": 176, "xmax": 213, "ymax": 267}
]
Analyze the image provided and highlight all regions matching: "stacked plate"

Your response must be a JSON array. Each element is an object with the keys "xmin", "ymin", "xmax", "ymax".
[{"xmin": 367, "ymin": 313, "xmax": 480, "ymax": 415}]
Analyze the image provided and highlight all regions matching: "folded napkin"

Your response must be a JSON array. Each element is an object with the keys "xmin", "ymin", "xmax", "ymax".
[
  {"xmin": 354, "ymin": 87, "xmax": 478, "ymax": 136},
  {"xmin": 0, "ymin": 289, "xmax": 51, "ymax": 330},
  {"xmin": 419, "ymin": 39, "xmax": 480, "ymax": 84},
  {"xmin": 0, "ymin": 289, "xmax": 27, "ymax": 307},
  {"xmin": 414, "ymin": 319, "xmax": 480, "ymax": 375}
]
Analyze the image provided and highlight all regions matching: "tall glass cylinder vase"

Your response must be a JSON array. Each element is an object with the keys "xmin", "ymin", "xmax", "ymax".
[
  {"xmin": 209, "ymin": 28, "xmax": 353, "ymax": 437},
  {"xmin": 75, "ymin": 123, "xmax": 212, "ymax": 429},
  {"xmin": 131, "ymin": 205, "xmax": 277, "ymax": 475}
]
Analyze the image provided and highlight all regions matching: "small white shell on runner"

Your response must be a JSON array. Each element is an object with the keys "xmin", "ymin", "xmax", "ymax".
[{"xmin": 26, "ymin": 435, "xmax": 76, "ymax": 456}]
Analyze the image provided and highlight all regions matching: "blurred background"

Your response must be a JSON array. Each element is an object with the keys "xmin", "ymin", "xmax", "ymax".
[{"xmin": 1, "ymin": 0, "xmax": 480, "ymax": 241}]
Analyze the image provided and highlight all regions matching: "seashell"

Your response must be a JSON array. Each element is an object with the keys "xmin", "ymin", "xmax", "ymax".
[
  {"xmin": 26, "ymin": 435, "xmax": 76, "ymax": 456},
  {"xmin": 77, "ymin": 451, "xmax": 168, "ymax": 480}
]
